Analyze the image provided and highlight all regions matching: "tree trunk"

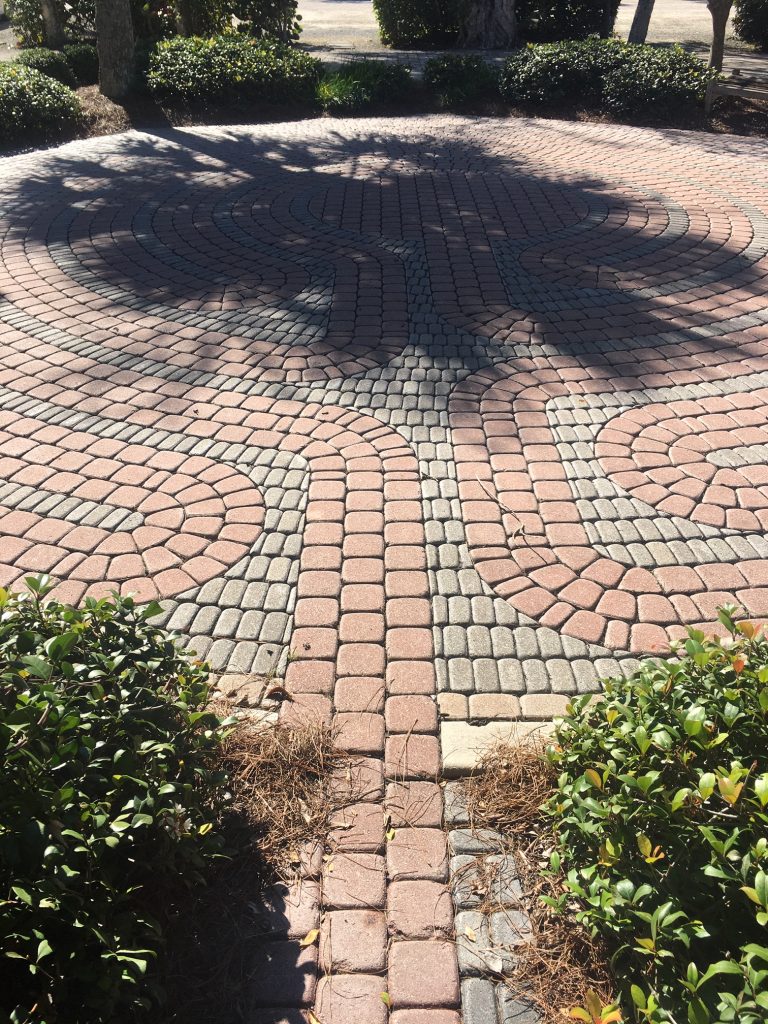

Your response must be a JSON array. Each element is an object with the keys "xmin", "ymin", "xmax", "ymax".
[
  {"xmin": 459, "ymin": 0, "xmax": 517, "ymax": 48},
  {"xmin": 707, "ymin": 0, "xmax": 733, "ymax": 70},
  {"xmin": 600, "ymin": 0, "xmax": 615, "ymax": 38},
  {"xmin": 96, "ymin": 0, "xmax": 135, "ymax": 99},
  {"xmin": 40, "ymin": 0, "xmax": 65, "ymax": 49},
  {"xmin": 628, "ymin": 0, "xmax": 655, "ymax": 43}
]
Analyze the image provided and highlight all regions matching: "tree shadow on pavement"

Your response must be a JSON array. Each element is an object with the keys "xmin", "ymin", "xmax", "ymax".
[
  {"xmin": 1, "ymin": 117, "xmax": 768, "ymax": 1019},
  {"xmin": 0, "ymin": 117, "xmax": 765, "ymax": 394}
]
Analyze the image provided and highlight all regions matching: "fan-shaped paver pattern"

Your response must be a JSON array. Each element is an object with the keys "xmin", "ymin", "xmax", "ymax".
[{"xmin": 2, "ymin": 117, "xmax": 768, "ymax": 1021}]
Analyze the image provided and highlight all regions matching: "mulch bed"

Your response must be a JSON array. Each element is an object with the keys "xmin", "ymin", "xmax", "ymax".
[
  {"xmin": 460, "ymin": 741, "xmax": 616, "ymax": 1024},
  {"xmin": 152, "ymin": 717, "xmax": 353, "ymax": 1024}
]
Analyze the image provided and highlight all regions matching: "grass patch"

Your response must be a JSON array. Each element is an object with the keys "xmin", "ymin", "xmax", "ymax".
[{"xmin": 318, "ymin": 59, "xmax": 412, "ymax": 113}]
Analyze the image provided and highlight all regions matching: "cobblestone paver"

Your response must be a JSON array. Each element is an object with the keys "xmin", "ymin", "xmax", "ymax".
[
  {"xmin": 445, "ymin": 782, "xmax": 539, "ymax": 1024},
  {"xmin": 2, "ymin": 116, "xmax": 768, "ymax": 1020}
]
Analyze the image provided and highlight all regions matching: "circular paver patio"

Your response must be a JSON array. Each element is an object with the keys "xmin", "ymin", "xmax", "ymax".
[
  {"xmin": 1, "ymin": 115, "xmax": 768, "ymax": 1021},
  {"xmin": 2, "ymin": 118, "xmax": 768, "ymax": 668}
]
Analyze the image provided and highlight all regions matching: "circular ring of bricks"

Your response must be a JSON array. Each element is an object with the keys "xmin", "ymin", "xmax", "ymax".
[
  {"xmin": 2, "ymin": 119, "xmax": 768, "ymax": 653},
  {"xmin": 3, "ymin": 116, "xmax": 768, "ymax": 1024},
  {"xmin": 0, "ymin": 422, "xmax": 265, "ymax": 603}
]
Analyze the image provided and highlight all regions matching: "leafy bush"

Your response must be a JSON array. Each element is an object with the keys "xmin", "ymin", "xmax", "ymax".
[
  {"xmin": 0, "ymin": 578, "xmax": 230, "ymax": 1024},
  {"xmin": 6, "ymin": 0, "xmax": 95, "ymax": 47},
  {"xmin": 423, "ymin": 53, "xmax": 498, "ymax": 107},
  {"xmin": 602, "ymin": 44, "xmax": 715, "ymax": 116},
  {"xmin": 234, "ymin": 0, "xmax": 302, "ymax": 42},
  {"xmin": 130, "ymin": 0, "xmax": 177, "ymax": 40},
  {"xmin": 735, "ymin": 0, "xmax": 768, "ymax": 51},
  {"xmin": 372, "ymin": 0, "xmax": 463, "ymax": 49},
  {"xmin": 318, "ymin": 59, "xmax": 411, "ymax": 112},
  {"xmin": 147, "ymin": 34, "xmax": 321, "ymax": 105},
  {"xmin": 372, "ymin": 0, "xmax": 618, "ymax": 49},
  {"xmin": 62, "ymin": 42, "xmax": 99, "ymax": 84},
  {"xmin": 0, "ymin": 63, "xmax": 81, "ymax": 143},
  {"xmin": 500, "ymin": 40, "xmax": 714, "ymax": 115},
  {"xmin": 546, "ymin": 607, "xmax": 768, "ymax": 1024},
  {"xmin": 499, "ymin": 38, "xmax": 612, "ymax": 105},
  {"xmin": 516, "ymin": 0, "xmax": 620, "ymax": 42},
  {"xmin": 14, "ymin": 47, "xmax": 77, "ymax": 87},
  {"xmin": 5, "ymin": 0, "xmax": 47, "ymax": 46}
]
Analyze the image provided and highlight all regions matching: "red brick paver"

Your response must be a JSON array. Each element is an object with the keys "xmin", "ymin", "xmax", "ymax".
[{"xmin": 3, "ymin": 115, "xmax": 768, "ymax": 1019}]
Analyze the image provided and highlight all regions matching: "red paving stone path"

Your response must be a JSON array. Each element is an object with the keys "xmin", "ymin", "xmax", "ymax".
[
  {"xmin": 0, "ymin": 425, "xmax": 265, "ymax": 602},
  {"xmin": 2, "ymin": 117, "xmax": 768, "ymax": 1020}
]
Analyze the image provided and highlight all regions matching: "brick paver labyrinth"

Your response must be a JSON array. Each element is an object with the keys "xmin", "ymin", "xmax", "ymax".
[{"xmin": 2, "ymin": 116, "xmax": 768, "ymax": 1021}]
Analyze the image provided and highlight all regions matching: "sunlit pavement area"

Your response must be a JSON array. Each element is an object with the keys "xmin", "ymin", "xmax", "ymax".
[{"xmin": 2, "ymin": 115, "xmax": 768, "ymax": 1020}]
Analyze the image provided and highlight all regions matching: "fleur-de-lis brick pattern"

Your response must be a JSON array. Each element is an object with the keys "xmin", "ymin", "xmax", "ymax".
[{"xmin": 2, "ymin": 116, "xmax": 768, "ymax": 1022}]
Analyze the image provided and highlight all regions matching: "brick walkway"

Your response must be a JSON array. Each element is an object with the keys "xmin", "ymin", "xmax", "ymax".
[{"xmin": 1, "ymin": 116, "xmax": 768, "ymax": 1021}]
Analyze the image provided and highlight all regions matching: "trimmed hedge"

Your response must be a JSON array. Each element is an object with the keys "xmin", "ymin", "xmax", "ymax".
[
  {"xmin": 147, "ymin": 35, "xmax": 322, "ymax": 104},
  {"xmin": 0, "ymin": 63, "xmax": 82, "ymax": 143},
  {"xmin": 423, "ymin": 53, "xmax": 498, "ymax": 107},
  {"xmin": 500, "ymin": 37, "xmax": 608, "ymax": 105},
  {"xmin": 372, "ymin": 0, "xmax": 620, "ymax": 50},
  {"xmin": 516, "ymin": 0, "xmax": 620, "ymax": 42},
  {"xmin": 0, "ymin": 578, "xmax": 230, "ymax": 1023},
  {"xmin": 318, "ymin": 59, "xmax": 411, "ymax": 113},
  {"xmin": 500, "ymin": 40, "xmax": 715, "ymax": 116},
  {"xmin": 602, "ymin": 44, "xmax": 717, "ymax": 117},
  {"xmin": 735, "ymin": 0, "xmax": 768, "ymax": 52},
  {"xmin": 546, "ymin": 608, "xmax": 768, "ymax": 1024},
  {"xmin": 372, "ymin": 0, "xmax": 463, "ymax": 49},
  {"xmin": 63, "ymin": 42, "xmax": 100, "ymax": 85},
  {"xmin": 14, "ymin": 47, "xmax": 78, "ymax": 87}
]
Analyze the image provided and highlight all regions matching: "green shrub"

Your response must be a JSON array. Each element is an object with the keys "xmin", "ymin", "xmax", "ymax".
[
  {"xmin": 130, "ymin": 0, "xmax": 177, "ymax": 40},
  {"xmin": 602, "ymin": 44, "xmax": 715, "ymax": 116},
  {"xmin": 147, "ymin": 34, "xmax": 322, "ymax": 105},
  {"xmin": 546, "ymin": 607, "xmax": 768, "ymax": 1024},
  {"xmin": 14, "ymin": 47, "xmax": 77, "ymax": 87},
  {"xmin": 63, "ymin": 41, "xmax": 99, "ymax": 84},
  {"xmin": 735, "ymin": 0, "xmax": 768, "ymax": 52},
  {"xmin": 318, "ymin": 76, "xmax": 369, "ymax": 113},
  {"xmin": 6, "ymin": 0, "xmax": 95, "ymax": 47},
  {"xmin": 516, "ymin": 0, "xmax": 620, "ymax": 42},
  {"xmin": 423, "ymin": 53, "xmax": 498, "ymax": 107},
  {"xmin": 0, "ymin": 577, "xmax": 230, "ymax": 1023},
  {"xmin": 372, "ymin": 0, "xmax": 462, "ymax": 49},
  {"xmin": 499, "ymin": 38, "xmax": 612, "ymax": 105},
  {"xmin": 0, "ymin": 63, "xmax": 81, "ymax": 143},
  {"xmin": 372, "ymin": 0, "xmax": 619, "ymax": 49},
  {"xmin": 499, "ymin": 39, "xmax": 713, "ymax": 115},
  {"xmin": 233, "ymin": 0, "xmax": 302, "ymax": 41},
  {"xmin": 318, "ymin": 59, "xmax": 411, "ymax": 112},
  {"xmin": 5, "ymin": 0, "xmax": 47, "ymax": 46}
]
